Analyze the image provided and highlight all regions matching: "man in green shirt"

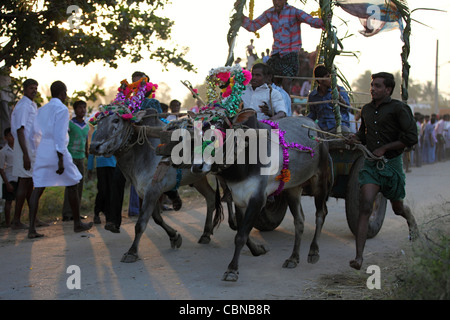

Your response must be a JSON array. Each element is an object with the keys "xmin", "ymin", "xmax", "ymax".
[
  {"xmin": 347, "ymin": 72, "xmax": 419, "ymax": 270},
  {"xmin": 62, "ymin": 100, "xmax": 89, "ymax": 221}
]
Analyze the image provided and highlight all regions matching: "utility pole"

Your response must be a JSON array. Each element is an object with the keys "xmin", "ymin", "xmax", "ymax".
[{"xmin": 435, "ymin": 39, "xmax": 439, "ymax": 114}]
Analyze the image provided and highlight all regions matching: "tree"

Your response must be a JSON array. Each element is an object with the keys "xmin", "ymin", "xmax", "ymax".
[
  {"xmin": 421, "ymin": 81, "xmax": 435, "ymax": 103},
  {"xmin": 0, "ymin": 0, "xmax": 195, "ymax": 72}
]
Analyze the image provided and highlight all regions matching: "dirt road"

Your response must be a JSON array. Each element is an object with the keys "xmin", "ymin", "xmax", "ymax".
[{"xmin": 1, "ymin": 161, "xmax": 449, "ymax": 301}]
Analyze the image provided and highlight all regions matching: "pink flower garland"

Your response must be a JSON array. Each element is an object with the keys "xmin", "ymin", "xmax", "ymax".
[
  {"xmin": 260, "ymin": 119, "xmax": 315, "ymax": 196},
  {"xmin": 116, "ymin": 79, "xmax": 158, "ymax": 118},
  {"xmin": 89, "ymin": 79, "xmax": 158, "ymax": 125}
]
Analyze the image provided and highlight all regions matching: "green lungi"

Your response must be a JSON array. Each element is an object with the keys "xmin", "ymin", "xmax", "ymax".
[{"xmin": 358, "ymin": 154, "xmax": 406, "ymax": 201}]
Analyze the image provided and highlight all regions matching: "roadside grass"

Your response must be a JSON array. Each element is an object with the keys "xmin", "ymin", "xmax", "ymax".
[
  {"xmin": 1, "ymin": 173, "xmax": 207, "ymax": 224},
  {"xmin": 392, "ymin": 201, "xmax": 450, "ymax": 299},
  {"xmin": 299, "ymin": 200, "xmax": 450, "ymax": 300}
]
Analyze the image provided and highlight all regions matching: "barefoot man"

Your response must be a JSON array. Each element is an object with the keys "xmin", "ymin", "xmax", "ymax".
[
  {"xmin": 28, "ymin": 81, "xmax": 93, "ymax": 238},
  {"xmin": 10, "ymin": 79, "xmax": 41, "ymax": 229},
  {"xmin": 235, "ymin": 0, "xmax": 324, "ymax": 93},
  {"xmin": 346, "ymin": 72, "xmax": 419, "ymax": 270}
]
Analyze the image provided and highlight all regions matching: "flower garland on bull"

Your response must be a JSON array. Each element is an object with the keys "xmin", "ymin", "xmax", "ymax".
[
  {"xmin": 260, "ymin": 120, "xmax": 315, "ymax": 196},
  {"xmin": 88, "ymin": 77, "xmax": 160, "ymax": 125},
  {"xmin": 192, "ymin": 65, "xmax": 252, "ymax": 157},
  {"xmin": 204, "ymin": 65, "xmax": 252, "ymax": 117}
]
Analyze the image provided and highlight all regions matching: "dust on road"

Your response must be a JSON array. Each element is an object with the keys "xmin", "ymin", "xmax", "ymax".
[{"xmin": 1, "ymin": 161, "xmax": 449, "ymax": 300}]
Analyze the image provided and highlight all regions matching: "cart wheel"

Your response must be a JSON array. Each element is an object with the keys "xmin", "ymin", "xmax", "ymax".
[
  {"xmin": 345, "ymin": 156, "xmax": 387, "ymax": 239},
  {"xmin": 253, "ymin": 192, "xmax": 288, "ymax": 231}
]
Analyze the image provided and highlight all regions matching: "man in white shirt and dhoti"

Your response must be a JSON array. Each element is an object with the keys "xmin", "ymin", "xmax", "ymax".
[
  {"xmin": 28, "ymin": 81, "xmax": 93, "ymax": 238},
  {"xmin": 10, "ymin": 79, "xmax": 43, "ymax": 229}
]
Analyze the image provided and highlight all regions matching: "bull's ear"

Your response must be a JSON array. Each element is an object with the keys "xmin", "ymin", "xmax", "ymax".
[
  {"xmin": 134, "ymin": 110, "xmax": 147, "ymax": 123},
  {"xmin": 187, "ymin": 111, "xmax": 197, "ymax": 119},
  {"xmin": 232, "ymin": 109, "xmax": 256, "ymax": 125}
]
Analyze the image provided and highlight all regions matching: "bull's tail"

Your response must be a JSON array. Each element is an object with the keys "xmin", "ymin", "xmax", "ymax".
[
  {"xmin": 326, "ymin": 152, "xmax": 334, "ymax": 201},
  {"xmin": 319, "ymin": 139, "xmax": 334, "ymax": 202},
  {"xmin": 213, "ymin": 177, "xmax": 224, "ymax": 230}
]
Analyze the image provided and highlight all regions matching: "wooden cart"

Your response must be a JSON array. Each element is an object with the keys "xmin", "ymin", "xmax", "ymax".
[{"xmin": 253, "ymin": 141, "xmax": 387, "ymax": 239}]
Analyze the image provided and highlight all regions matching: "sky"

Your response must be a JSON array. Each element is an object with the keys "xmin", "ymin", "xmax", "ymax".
[{"xmin": 10, "ymin": 0, "xmax": 450, "ymax": 109}]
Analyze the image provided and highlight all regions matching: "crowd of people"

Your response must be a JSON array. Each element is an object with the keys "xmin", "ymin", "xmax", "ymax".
[
  {"xmin": 0, "ymin": 79, "xmax": 93, "ymax": 238},
  {"xmin": 404, "ymin": 112, "xmax": 450, "ymax": 171},
  {"xmin": 0, "ymin": 0, "xmax": 448, "ymax": 273},
  {"xmin": 0, "ymin": 72, "xmax": 185, "ymax": 238}
]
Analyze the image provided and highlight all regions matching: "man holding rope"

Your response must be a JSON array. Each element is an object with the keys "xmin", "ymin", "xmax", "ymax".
[{"xmin": 346, "ymin": 72, "xmax": 418, "ymax": 270}]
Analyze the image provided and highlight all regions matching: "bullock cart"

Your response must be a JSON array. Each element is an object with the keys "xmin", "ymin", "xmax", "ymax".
[
  {"xmin": 253, "ymin": 140, "xmax": 388, "ymax": 239},
  {"xmin": 231, "ymin": 0, "xmax": 411, "ymax": 240}
]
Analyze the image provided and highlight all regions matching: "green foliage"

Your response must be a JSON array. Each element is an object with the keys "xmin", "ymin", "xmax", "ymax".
[
  {"xmin": 0, "ymin": 0, "xmax": 194, "ymax": 72},
  {"xmin": 2, "ymin": 75, "xmax": 44, "ymax": 107},
  {"xmin": 393, "ymin": 202, "xmax": 450, "ymax": 300},
  {"xmin": 68, "ymin": 83, "xmax": 106, "ymax": 114},
  {"xmin": 33, "ymin": 179, "xmax": 98, "ymax": 220},
  {"xmin": 32, "ymin": 174, "xmax": 123, "ymax": 221},
  {"xmin": 4, "ymin": 74, "xmax": 106, "ymax": 113}
]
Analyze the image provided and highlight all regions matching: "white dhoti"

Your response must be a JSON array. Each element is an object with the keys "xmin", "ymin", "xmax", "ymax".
[
  {"xmin": 32, "ymin": 97, "xmax": 82, "ymax": 188},
  {"xmin": 32, "ymin": 138, "xmax": 81, "ymax": 188}
]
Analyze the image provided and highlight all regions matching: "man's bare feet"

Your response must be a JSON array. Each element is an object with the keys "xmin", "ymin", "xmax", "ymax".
[
  {"xmin": 11, "ymin": 222, "xmax": 28, "ymax": 230},
  {"xmin": 28, "ymin": 231, "xmax": 44, "ymax": 239},
  {"xmin": 74, "ymin": 221, "xmax": 93, "ymax": 233},
  {"xmin": 349, "ymin": 258, "xmax": 363, "ymax": 270}
]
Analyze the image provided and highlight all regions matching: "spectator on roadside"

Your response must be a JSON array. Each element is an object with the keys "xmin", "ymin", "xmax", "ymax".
[
  {"xmin": 412, "ymin": 112, "xmax": 423, "ymax": 167},
  {"xmin": 10, "ymin": 78, "xmax": 45, "ymax": 230},
  {"xmin": 423, "ymin": 114, "xmax": 437, "ymax": 164},
  {"xmin": 87, "ymin": 130, "xmax": 117, "ymax": 226},
  {"xmin": 167, "ymin": 100, "xmax": 181, "ymax": 122},
  {"xmin": 62, "ymin": 100, "xmax": 89, "ymax": 221},
  {"xmin": 435, "ymin": 114, "xmax": 446, "ymax": 161},
  {"xmin": 0, "ymin": 128, "xmax": 18, "ymax": 227},
  {"xmin": 444, "ymin": 114, "xmax": 450, "ymax": 160},
  {"xmin": 28, "ymin": 81, "xmax": 93, "ymax": 238}
]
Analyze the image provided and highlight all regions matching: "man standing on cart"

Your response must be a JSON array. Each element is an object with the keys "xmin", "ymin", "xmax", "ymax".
[
  {"xmin": 235, "ymin": 0, "xmax": 324, "ymax": 92},
  {"xmin": 347, "ymin": 72, "xmax": 419, "ymax": 270}
]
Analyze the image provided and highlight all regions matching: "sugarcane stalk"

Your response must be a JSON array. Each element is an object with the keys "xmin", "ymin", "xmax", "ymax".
[{"xmin": 226, "ymin": 0, "xmax": 247, "ymax": 66}]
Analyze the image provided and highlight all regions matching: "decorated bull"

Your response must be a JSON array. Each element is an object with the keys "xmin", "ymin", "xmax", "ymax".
[
  {"xmin": 158, "ymin": 65, "xmax": 333, "ymax": 281},
  {"xmin": 89, "ymin": 77, "xmax": 234, "ymax": 263}
]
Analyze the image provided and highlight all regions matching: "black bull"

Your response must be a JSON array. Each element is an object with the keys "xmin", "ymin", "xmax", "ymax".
[
  {"xmin": 162, "ymin": 109, "xmax": 333, "ymax": 281},
  {"xmin": 89, "ymin": 108, "xmax": 235, "ymax": 263}
]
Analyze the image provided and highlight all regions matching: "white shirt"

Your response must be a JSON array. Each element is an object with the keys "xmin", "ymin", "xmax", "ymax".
[
  {"xmin": 0, "ymin": 144, "xmax": 17, "ymax": 182},
  {"xmin": 32, "ymin": 98, "xmax": 81, "ymax": 187},
  {"xmin": 272, "ymin": 84, "xmax": 292, "ymax": 116},
  {"xmin": 166, "ymin": 115, "xmax": 178, "ymax": 122},
  {"xmin": 435, "ymin": 119, "xmax": 445, "ymax": 135},
  {"xmin": 241, "ymin": 84, "xmax": 287, "ymax": 120},
  {"xmin": 10, "ymin": 95, "xmax": 39, "ymax": 155}
]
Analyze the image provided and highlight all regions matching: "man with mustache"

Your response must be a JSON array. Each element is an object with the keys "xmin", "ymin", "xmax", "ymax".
[{"xmin": 346, "ymin": 72, "xmax": 419, "ymax": 270}]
